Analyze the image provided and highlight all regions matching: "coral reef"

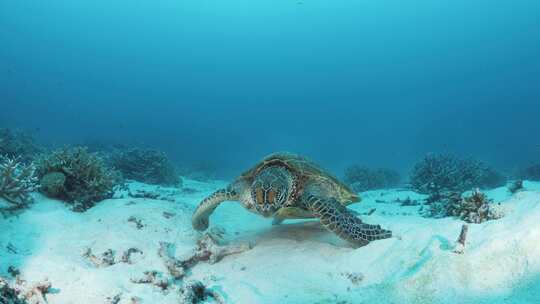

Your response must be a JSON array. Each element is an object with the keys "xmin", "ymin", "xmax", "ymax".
[
  {"xmin": 518, "ymin": 164, "xmax": 540, "ymax": 181},
  {"xmin": 0, "ymin": 277, "xmax": 52, "ymax": 304},
  {"xmin": 110, "ymin": 148, "xmax": 181, "ymax": 186},
  {"xmin": 36, "ymin": 147, "xmax": 121, "ymax": 211},
  {"xmin": 0, "ymin": 156, "xmax": 38, "ymax": 211},
  {"xmin": 410, "ymin": 154, "xmax": 505, "ymax": 195},
  {"xmin": 0, "ymin": 128, "xmax": 42, "ymax": 164},
  {"xmin": 344, "ymin": 165, "xmax": 401, "ymax": 192},
  {"xmin": 423, "ymin": 189, "xmax": 503, "ymax": 223},
  {"xmin": 0, "ymin": 277, "xmax": 26, "ymax": 304}
]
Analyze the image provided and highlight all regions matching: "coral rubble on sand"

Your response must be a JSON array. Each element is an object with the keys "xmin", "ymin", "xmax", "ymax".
[
  {"xmin": 35, "ymin": 147, "xmax": 120, "ymax": 211},
  {"xmin": 410, "ymin": 153, "xmax": 505, "ymax": 195},
  {"xmin": 0, "ymin": 276, "xmax": 52, "ymax": 304},
  {"xmin": 0, "ymin": 156, "xmax": 38, "ymax": 211},
  {"xmin": 344, "ymin": 165, "xmax": 400, "ymax": 192},
  {"xmin": 1, "ymin": 175, "xmax": 540, "ymax": 303},
  {"xmin": 110, "ymin": 148, "xmax": 181, "ymax": 186}
]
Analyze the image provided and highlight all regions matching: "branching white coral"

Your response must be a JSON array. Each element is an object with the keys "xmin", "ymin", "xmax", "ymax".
[{"xmin": 0, "ymin": 156, "xmax": 38, "ymax": 209}]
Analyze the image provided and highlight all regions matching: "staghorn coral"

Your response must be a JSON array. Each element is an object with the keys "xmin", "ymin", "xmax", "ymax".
[
  {"xmin": 0, "ymin": 156, "xmax": 38, "ymax": 211},
  {"xmin": 36, "ymin": 147, "xmax": 121, "ymax": 211},
  {"xmin": 410, "ymin": 154, "xmax": 505, "ymax": 195},
  {"xmin": 0, "ymin": 128, "xmax": 42, "ymax": 164},
  {"xmin": 423, "ymin": 189, "xmax": 503, "ymax": 223},
  {"xmin": 110, "ymin": 148, "xmax": 181, "ymax": 186},
  {"xmin": 344, "ymin": 165, "xmax": 401, "ymax": 192}
]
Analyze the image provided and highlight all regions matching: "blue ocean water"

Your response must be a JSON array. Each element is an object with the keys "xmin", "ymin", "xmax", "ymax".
[{"xmin": 1, "ymin": 0, "xmax": 539, "ymax": 177}]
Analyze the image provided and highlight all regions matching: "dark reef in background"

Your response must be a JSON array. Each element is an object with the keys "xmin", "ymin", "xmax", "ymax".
[
  {"xmin": 178, "ymin": 161, "xmax": 218, "ymax": 182},
  {"xmin": 0, "ymin": 128, "xmax": 43, "ymax": 164},
  {"xmin": 36, "ymin": 147, "xmax": 121, "ymax": 212},
  {"xmin": 410, "ymin": 154, "xmax": 506, "ymax": 195},
  {"xmin": 343, "ymin": 165, "xmax": 401, "ymax": 192},
  {"xmin": 518, "ymin": 164, "xmax": 540, "ymax": 181},
  {"xmin": 109, "ymin": 148, "xmax": 181, "ymax": 186}
]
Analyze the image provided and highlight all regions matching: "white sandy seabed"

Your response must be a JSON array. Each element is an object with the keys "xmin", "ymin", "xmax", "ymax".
[{"xmin": 1, "ymin": 179, "xmax": 540, "ymax": 304}]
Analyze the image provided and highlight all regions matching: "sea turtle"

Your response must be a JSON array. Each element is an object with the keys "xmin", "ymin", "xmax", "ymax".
[{"xmin": 192, "ymin": 152, "xmax": 392, "ymax": 247}]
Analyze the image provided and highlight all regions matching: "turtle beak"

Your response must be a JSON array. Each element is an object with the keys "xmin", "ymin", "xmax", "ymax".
[{"xmin": 351, "ymin": 194, "xmax": 361, "ymax": 202}]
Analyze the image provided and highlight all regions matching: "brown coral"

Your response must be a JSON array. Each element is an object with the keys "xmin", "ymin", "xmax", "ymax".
[{"xmin": 36, "ymin": 147, "xmax": 121, "ymax": 211}]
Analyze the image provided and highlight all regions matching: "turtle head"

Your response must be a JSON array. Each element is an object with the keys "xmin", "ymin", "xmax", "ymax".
[{"xmin": 251, "ymin": 166, "xmax": 294, "ymax": 217}]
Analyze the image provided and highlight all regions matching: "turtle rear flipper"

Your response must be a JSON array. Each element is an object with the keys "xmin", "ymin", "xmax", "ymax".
[
  {"xmin": 303, "ymin": 195, "xmax": 392, "ymax": 247},
  {"xmin": 192, "ymin": 188, "xmax": 238, "ymax": 231}
]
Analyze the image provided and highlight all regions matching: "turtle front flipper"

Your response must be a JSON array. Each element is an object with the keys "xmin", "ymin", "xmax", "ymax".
[
  {"xmin": 303, "ymin": 195, "xmax": 392, "ymax": 247},
  {"xmin": 192, "ymin": 188, "xmax": 238, "ymax": 231}
]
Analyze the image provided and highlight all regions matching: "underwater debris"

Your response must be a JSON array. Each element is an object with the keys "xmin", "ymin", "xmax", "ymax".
[
  {"xmin": 130, "ymin": 271, "xmax": 170, "ymax": 291},
  {"xmin": 36, "ymin": 147, "xmax": 121, "ymax": 211},
  {"xmin": 410, "ymin": 154, "xmax": 505, "ymax": 195},
  {"xmin": 105, "ymin": 293, "xmax": 122, "ymax": 304},
  {"xmin": 453, "ymin": 224, "xmax": 469, "ymax": 254},
  {"xmin": 110, "ymin": 148, "xmax": 181, "ymax": 186},
  {"xmin": 0, "ymin": 156, "xmax": 38, "ymax": 211},
  {"xmin": 424, "ymin": 189, "xmax": 503, "ymax": 223},
  {"xmin": 508, "ymin": 180, "xmax": 524, "ymax": 194},
  {"xmin": 179, "ymin": 280, "xmax": 225, "ymax": 304},
  {"xmin": 189, "ymin": 230, "xmax": 252, "ymax": 265},
  {"xmin": 151, "ymin": 230, "xmax": 251, "ymax": 285},
  {"xmin": 83, "ymin": 247, "xmax": 143, "ymax": 267},
  {"xmin": 127, "ymin": 216, "xmax": 145, "ymax": 230},
  {"xmin": 0, "ymin": 128, "xmax": 42, "ymax": 164},
  {"xmin": 341, "ymin": 272, "xmax": 364, "ymax": 285},
  {"xmin": 157, "ymin": 242, "xmax": 186, "ymax": 280},
  {"xmin": 82, "ymin": 248, "xmax": 116, "ymax": 268},
  {"xmin": 121, "ymin": 248, "xmax": 144, "ymax": 264},
  {"xmin": 343, "ymin": 165, "xmax": 401, "ymax": 192}
]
